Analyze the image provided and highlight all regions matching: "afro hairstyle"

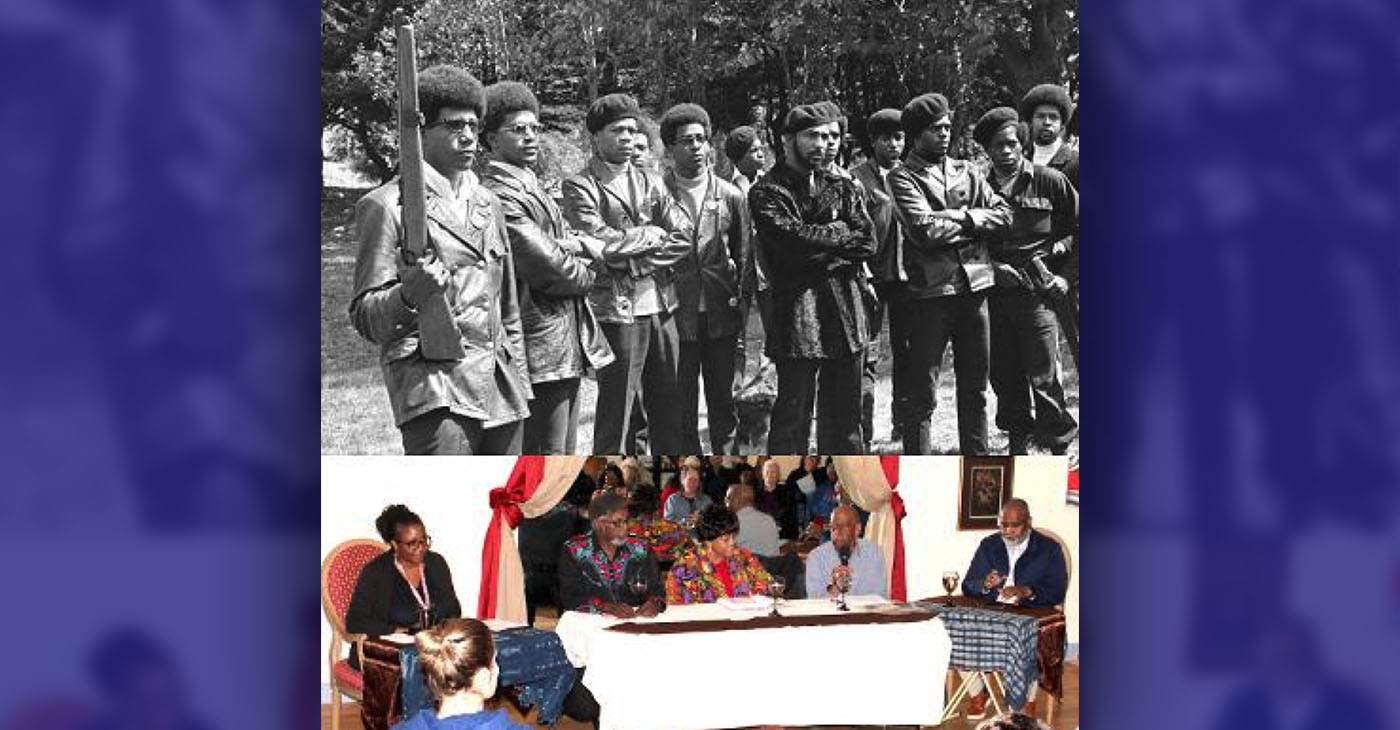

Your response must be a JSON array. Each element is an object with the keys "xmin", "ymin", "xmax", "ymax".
[
  {"xmin": 417, "ymin": 65, "xmax": 485, "ymax": 126},
  {"xmin": 659, "ymin": 103, "xmax": 712, "ymax": 147}
]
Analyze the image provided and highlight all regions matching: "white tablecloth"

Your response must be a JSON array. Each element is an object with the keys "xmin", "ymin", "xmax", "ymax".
[{"xmin": 554, "ymin": 597, "xmax": 951, "ymax": 730}]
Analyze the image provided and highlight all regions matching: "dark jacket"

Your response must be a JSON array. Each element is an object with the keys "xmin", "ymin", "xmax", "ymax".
[
  {"xmin": 757, "ymin": 479, "xmax": 806, "ymax": 540},
  {"xmin": 481, "ymin": 160, "xmax": 614, "ymax": 382},
  {"xmin": 1027, "ymin": 143, "xmax": 1078, "ymax": 190},
  {"xmin": 557, "ymin": 534, "xmax": 665, "ymax": 613},
  {"xmin": 561, "ymin": 157, "xmax": 691, "ymax": 324},
  {"xmin": 886, "ymin": 153, "xmax": 1011, "ymax": 299},
  {"xmin": 961, "ymin": 529, "xmax": 1068, "ymax": 608},
  {"xmin": 346, "ymin": 550, "xmax": 462, "ymax": 637},
  {"xmin": 849, "ymin": 159, "xmax": 905, "ymax": 285},
  {"xmin": 987, "ymin": 157, "xmax": 1079, "ymax": 286},
  {"xmin": 350, "ymin": 172, "xmax": 532, "ymax": 427},
  {"xmin": 748, "ymin": 162, "xmax": 877, "ymax": 359},
  {"xmin": 663, "ymin": 169, "xmax": 747, "ymax": 341}
]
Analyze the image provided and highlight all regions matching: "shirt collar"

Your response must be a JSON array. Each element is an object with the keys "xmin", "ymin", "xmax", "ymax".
[{"xmin": 423, "ymin": 163, "xmax": 476, "ymax": 203}]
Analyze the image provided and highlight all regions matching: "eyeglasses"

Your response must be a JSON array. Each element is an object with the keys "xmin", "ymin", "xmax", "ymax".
[
  {"xmin": 673, "ymin": 134, "xmax": 708, "ymax": 147},
  {"xmin": 500, "ymin": 121, "xmax": 544, "ymax": 136},
  {"xmin": 395, "ymin": 535, "xmax": 433, "ymax": 549},
  {"xmin": 596, "ymin": 518, "xmax": 627, "ymax": 529},
  {"xmin": 429, "ymin": 118, "xmax": 480, "ymax": 137}
]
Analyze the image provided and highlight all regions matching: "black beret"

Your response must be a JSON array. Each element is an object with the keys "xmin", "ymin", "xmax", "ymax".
[
  {"xmin": 418, "ymin": 65, "xmax": 485, "ymax": 124},
  {"xmin": 1019, "ymin": 84, "xmax": 1073, "ymax": 124},
  {"xmin": 782, "ymin": 101, "xmax": 844, "ymax": 135},
  {"xmin": 659, "ymin": 103, "xmax": 712, "ymax": 146},
  {"xmin": 586, "ymin": 93, "xmax": 642, "ymax": 134},
  {"xmin": 902, "ymin": 93, "xmax": 951, "ymax": 137},
  {"xmin": 815, "ymin": 100, "xmax": 847, "ymax": 133},
  {"xmin": 973, "ymin": 107, "xmax": 1020, "ymax": 149},
  {"xmin": 866, "ymin": 108, "xmax": 903, "ymax": 139},
  {"xmin": 482, "ymin": 81, "xmax": 539, "ymax": 133},
  {"xmin": 724, "ymin": 125, "xmax": 759, "ymax": 162}
]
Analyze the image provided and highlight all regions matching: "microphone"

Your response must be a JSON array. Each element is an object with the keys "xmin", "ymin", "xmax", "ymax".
[{"xmin": 837, "ymin": 545, "xmax": 852, "ymax": 567}]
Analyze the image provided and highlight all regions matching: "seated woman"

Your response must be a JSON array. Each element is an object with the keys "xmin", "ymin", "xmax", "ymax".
[
  {"xmin": 346, "ymin": 505, "xmax": 462, "ymax": 666},
  {"xmin": 626, "ymin": 483, "xmax": 690, "ymax": 560},
  {"xmin": 665, "ymin": 505, "xmax": 773, "ymax": 604},
  {"xmin": 392, "ymin": 618, "xmax": 532, "ymax": 730}
]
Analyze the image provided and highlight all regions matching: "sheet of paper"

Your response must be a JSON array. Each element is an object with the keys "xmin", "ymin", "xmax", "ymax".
[
  {"xmin": 379, "ymin": 632, "xmax": 415, "ymax": 644},
  {"xmin": 796, "ymin": 473, "xmax": 817, "ymax": 496}
]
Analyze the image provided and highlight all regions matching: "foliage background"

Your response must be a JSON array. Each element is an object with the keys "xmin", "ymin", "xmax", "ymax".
[{"xmin": 322, "ymin": 0, "xmax": 1079, "ymax": 182}]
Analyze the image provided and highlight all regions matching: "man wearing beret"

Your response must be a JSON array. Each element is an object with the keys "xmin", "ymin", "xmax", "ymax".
[
  {"xmin": 660, "ymin": 102, "xmax": 746, "ymax": 454},
  {"xmin": 749, "ymin": 101, "xmax": 877, "ymax": 453},
  {"xmin": 562, "ymin": 93, "xmax": 692, "ymax": 454},
  {"xmin": 887, "ymin": 93, "xmax": 1011, "ymax": 454},
  {"xmin": 975, "ymin": 107, "xmax": 1078, "ymax": 455},
  {"xmin": 849, "ymin": 108, "xmax": 913, "ymax": 447},
  {"xmin": 479, "ymin": 81, "xmax": 616, "ymax": 454},
  {"xmin": 1019, "ymin": 83, "xmax": 1078, "ymax": 189},
  {"xmin": 349, "ymin": 65, "xmax": 532, "ymax": 454}
]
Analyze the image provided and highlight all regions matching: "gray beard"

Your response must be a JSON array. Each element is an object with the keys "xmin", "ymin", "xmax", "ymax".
[{"xmin": 1002, "ymin": 535, "xmax": 1028, "ymax": 550}]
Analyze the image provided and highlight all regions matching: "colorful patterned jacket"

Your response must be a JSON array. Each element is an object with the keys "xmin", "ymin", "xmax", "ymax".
[
  {"xmin": 664, "ymin": 544, "xmax": 772, "ymax": 605},
  {"xmin": 557, "ymin": 533, "xmax": 665, "ymax": 613},
  {"xmin": 627, "ymin": 516, "xmax": 691, "ymax": 560}
]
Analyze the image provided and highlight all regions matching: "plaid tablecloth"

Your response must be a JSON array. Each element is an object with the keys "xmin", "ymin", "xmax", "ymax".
[
  {"xmin": 364, "ymin": 628, "xmax": 576, "ymax": 729},
  {"xmin": 915, "ymin": 598, "xmax": 1065, "ymax": 709}
]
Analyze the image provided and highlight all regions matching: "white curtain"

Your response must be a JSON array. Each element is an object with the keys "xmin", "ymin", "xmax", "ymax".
[
  {"xmin": 830, "ymin": 456, "xmax": 896, "ymax": 590},
  {"xmin": 493, "ymin": 456, "xmax": 587, "ymax": 623}
]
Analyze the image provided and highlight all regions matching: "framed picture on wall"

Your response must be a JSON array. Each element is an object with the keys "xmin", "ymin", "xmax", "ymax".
[{"xmin": 958, "ymin": 457, "xmax": 1014, "ymax": 530}]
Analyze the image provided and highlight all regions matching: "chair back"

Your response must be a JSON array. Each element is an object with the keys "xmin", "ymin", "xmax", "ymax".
[{"xmin": 321, "ymin": 539, "xmax": 386, "ymax": 636}]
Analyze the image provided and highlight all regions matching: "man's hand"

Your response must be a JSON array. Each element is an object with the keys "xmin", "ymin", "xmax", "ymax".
[
  {"xmin": 1047, "ymin": 275, "xmax": 1070, "ymax": 296},
  {"xmin": 827, "ymin": 564, "xmax": 853, "ymax": 596},
  {"xmin": 993, "ymin": 263, "xmax": 1027, "ymax": 289},
  {"xmin": 601, "ymin": 602, "xmax": 637, "ymax": 619},
  {"xmin": 983, "ymin": 571, "xmax": 1006, "ymax": 591},
  {"xmin": 636, "ymin": 597, "xmax": 663, "ymax": 618},
  {"xmin": 398, "ymin": 252, "xmax": 451, "ymax": 308},
  {"xmin": 998, "ymin": 585, "xmax": 1033, "ymax": 602}
]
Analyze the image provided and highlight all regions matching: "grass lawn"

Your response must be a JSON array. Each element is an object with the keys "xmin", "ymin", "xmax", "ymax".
[{"xmin": 321, "ymin": 183, "xmax": 1078, "ymax": 456}]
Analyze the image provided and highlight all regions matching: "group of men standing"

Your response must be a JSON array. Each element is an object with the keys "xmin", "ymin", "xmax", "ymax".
[{"xmin": 349, "ymin": 64, "xmax": 1078, "ymax": 455}]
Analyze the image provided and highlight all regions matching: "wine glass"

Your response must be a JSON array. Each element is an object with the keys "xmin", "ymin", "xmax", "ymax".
[
  {"xmin": 628, "ymin": 575, "xmax": 649, "ymax": 613},
  {"xmin": 767, "ymin": 577, "xmax": 787, "ymax": 617},
  {"xmin": 834, "ymin": 571, "xmax": 853, "ymax": 611},
  {"xmin": 942, "ymin": 571, "xmax": 960, "ymax": 597}
]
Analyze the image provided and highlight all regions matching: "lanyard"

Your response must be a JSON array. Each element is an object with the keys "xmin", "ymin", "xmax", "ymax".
[{"xmin": 395, "ymin": 558, "xmax": 432, "ymax": 611}]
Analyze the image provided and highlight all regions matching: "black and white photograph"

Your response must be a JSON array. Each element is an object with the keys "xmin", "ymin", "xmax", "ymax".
[{"xmin": 320, "ymin": 0, "xmax": 1080, "ymax": 456}]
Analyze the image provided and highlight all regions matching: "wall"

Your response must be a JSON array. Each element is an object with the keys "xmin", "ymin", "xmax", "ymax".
[
  {"xmin": 319, "ymin": 456, "xmax": 516, "ymax": 693},
  {"xmin": 900, "ymin": 456, "xmax": 1080, "ymax": 644}
]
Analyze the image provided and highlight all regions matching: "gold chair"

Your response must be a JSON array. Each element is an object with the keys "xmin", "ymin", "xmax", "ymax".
[{"xmin": 321, "ymin": 539, "xmax": 386, "ymax": 730}]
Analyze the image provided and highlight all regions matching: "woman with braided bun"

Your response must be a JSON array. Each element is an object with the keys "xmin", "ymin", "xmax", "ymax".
[{"xmin": 391, "ymin": 618, "xmax": 532, "ymax": 730}]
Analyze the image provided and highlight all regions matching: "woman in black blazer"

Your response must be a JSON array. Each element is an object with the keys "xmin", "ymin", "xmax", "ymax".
[{"xmin": 346, "ymin": 504, "xmax": 462, "ymax": 665}]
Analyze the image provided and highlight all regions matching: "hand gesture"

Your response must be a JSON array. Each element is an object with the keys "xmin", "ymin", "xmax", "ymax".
[
  {"xmin": 998, "ymin": 585, "xmax": 1032, "ymax": 603},
  {"xmin": 398, "ymin": 251, "xmax": 450, "ymax": 308},
  {"xmin": 1047, "ymin": 275, "xmax": 1070, "ymax": 296},
  {"xmin": 636, "ymin": 597, "xmax": 662, "ymax": 618},
  {"xmin": 983, "ymin": 571, "xmax": 1006, "ymax": 591},
  {"xmin": 602, "ymin": 602, "xmax": 637, "ymax": 619}
]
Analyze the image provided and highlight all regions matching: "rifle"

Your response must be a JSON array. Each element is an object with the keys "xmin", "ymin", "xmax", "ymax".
[
  {"xmin": 1028, "ymin": 256, "xmax": 1079, "ymax": 373},
  {"xmin": 396, "ymin": 18, "xmax": 465, "ymax": 361}
]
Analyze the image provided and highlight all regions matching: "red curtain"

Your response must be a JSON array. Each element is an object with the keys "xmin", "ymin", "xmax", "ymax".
[
  {"xmin": 477, "ymin": 456, "xmax": 545, "ymax": 619},
  {"xmin": 880, "ymin": 455, "xmax": 908, "ymax": 601}
]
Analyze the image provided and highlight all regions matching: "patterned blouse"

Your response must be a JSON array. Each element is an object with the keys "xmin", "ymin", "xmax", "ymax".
[
  {"xmin": 665, "ymin": 543, "xmax": 773, "ymax": 605},
  {"xmin": 558, "ymin": 534, "xmax": 664, "ymax": 613},
  {"xmin": 627, "ymin": 515, "xmax": 692, "ymax": 559}
]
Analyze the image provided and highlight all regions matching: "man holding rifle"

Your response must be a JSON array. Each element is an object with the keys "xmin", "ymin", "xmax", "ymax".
[
  {"xmin": 974, "ymin": 106, "xmax": 1078, "ymax": 455},
  {"xmin": 350, "ymin": 64, "xmax": 532, "ymax": 454}
]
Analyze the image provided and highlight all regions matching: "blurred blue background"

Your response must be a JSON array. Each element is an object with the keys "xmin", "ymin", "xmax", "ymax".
[{"xmin": 0, "ymin": 0, "xmax": 1396, "ymax": 728}]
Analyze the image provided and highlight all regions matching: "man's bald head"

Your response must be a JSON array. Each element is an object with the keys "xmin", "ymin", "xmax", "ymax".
[
  {"xmin": 725, "ymin": 483, "xmax": 754, "ymax": 511},
  {"xmin": 830, "ymin": 504, "xmax": 862, "ymax": 550}
]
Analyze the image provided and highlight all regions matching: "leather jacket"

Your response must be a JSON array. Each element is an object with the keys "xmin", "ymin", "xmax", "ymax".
[
  {"xmin": 349, "ymin": 171, "xmax": 532, "ymax": 427},
  {"xmin": 481, "ymin": 160, "xmax": 614, "ymax": 383},
  {"xmin": 663, "ymin": 169, "xmax": 746, "ymax": 341}
]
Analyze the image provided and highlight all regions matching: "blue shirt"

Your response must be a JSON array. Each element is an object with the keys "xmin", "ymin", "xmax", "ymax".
[
  {"xmin": 392, "ymin": 708, "xmax": 532, "ymax": 730},
  {"xmin": 664, "ymin": 492, "xmax": 713, "ymax": 522},
  {"xmin": 804, "ymin": 538, "xmax": 888, "ymax": 599}
]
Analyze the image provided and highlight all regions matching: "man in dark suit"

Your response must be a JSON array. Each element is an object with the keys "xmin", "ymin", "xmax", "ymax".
[
  {"xmin": 960, "ymin": 497, "xmax": 1068, "ymax": 718},
  {"xmin": 562, "ymin": 93, "xmax": 691, "ymax": 454}
]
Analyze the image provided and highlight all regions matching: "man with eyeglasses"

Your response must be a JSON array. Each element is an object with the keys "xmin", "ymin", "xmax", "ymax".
[
  {"xmin": 748, "ymin": 101, "xmax": 877, "ymax": 454},
  {"xmin": 659, "ymin": 103, "xmax": 745, "ymax": 454},
  {"xmin": 480, "ymin": 81, "xmax": 615, "ymax": 454},
  {"xmin": 563, "ymin": 94, "xmax": 691, "ymax": 454},
  {"xmin": 959, "ymin": 497, "xmax": 1068, "ymax": 717},
  {"xmin": 350, "ymin": 65, "xmax": 531, "ymax": 454}
]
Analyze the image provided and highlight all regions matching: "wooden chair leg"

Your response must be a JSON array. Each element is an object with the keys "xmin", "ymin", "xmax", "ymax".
[
  {"xmin": 330, "ymin": 687, "xmax": 341, "ymax": 730},
  {"xmin": 1047, "ymin": 694, "xmax": 1059, "ymax": 725}
]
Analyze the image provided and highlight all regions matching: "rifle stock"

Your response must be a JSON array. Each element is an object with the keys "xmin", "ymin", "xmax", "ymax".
[
  {"xmin": 1030, "ymin": 257, "xmax": 1079, "ymax": 373},
  {"xmin": 396, "ymin": 20, "xmax": 465, "ymax": 361}
]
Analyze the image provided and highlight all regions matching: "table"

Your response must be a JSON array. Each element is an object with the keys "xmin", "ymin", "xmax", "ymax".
[
  {"xmin": 555, "ymin": 596, "xmax": 951, "ymax": 730},
  {"xmin": 360, "ymin": 628, "xmax": 577, "ymax": 730},
  {"xmin": 915, "ymin": 596, "xmax": 1067, "ymax": 716}
]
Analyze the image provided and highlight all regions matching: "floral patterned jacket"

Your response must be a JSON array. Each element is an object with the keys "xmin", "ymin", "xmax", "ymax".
[
  {"xmin": 664, "ymin": 544, "xmax": 772, "ymax": 605},
  {"xmin": 558, "ymin": 534, "xmax": 665, "ymax": 613},
  {"xmin": 627, "ymin": 516, "xmax": 691, "ymax": 560}
]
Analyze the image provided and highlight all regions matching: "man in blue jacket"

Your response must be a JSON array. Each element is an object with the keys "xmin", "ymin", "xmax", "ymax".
[{"xmin": 960, "ymin": 497, "xmax": 1068, "ymax": 718}]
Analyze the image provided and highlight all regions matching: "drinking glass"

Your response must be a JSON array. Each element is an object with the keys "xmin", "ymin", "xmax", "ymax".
[{"xmin": 767, "ymin": 577, "xmax": 787, "ymax": 617}]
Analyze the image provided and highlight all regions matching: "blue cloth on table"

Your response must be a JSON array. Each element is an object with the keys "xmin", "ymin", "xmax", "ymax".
[
  {"xmin": 398, "ymin": 628, "xmax": 576, "ymax": 725},
  {"xmin": 916, "ymin": 601, "xmax": 1041, "ymax": 709}
]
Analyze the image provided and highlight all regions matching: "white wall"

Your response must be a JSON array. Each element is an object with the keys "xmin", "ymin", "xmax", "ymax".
[
  {"xmin": 900, "ymin": 456, "xmax": 1080, "ymax": 645},
  {"xmin": 320, "ymin": 456, "xmax": 517, "ymax": 692}
]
